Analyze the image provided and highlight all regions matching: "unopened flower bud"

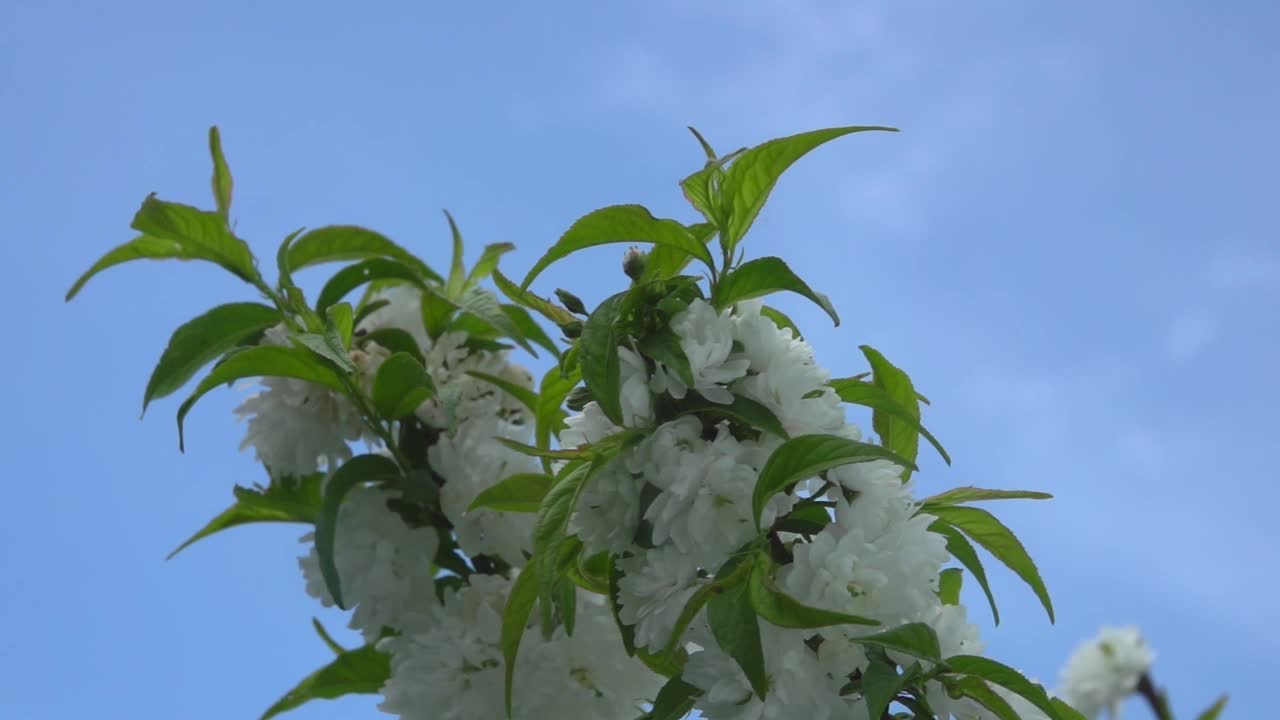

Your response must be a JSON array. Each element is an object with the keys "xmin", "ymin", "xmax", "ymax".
[
  {"xmin": 561, "ymin": 320, "xmax": 583, "ymax": 339},
  {"xmin": 623, "ymin": 246, "xmax": 647, "ymax": 280},
  {"xmin": 555, "ymin": 289, "xmax": 587, "ymax": 316}
]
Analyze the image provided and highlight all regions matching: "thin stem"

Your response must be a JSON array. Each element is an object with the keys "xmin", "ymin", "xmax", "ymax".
[{"xmin": 1136, "ymin": 672, "xmax": 1174, "ymax": 720}]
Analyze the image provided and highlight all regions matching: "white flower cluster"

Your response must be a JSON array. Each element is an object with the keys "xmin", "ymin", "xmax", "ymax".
[
  {"xmin": 238, "ymin": 287, "xmax": 664, "ymax": 719},
  {"xmin": 562, "ymin": 299, "xmax": 1033, "ymax": 719},
  {"xmin": 379, "ymin": 574, "xmax": 662, "ymax": 720},
  {"xmin": 1057, "ymin": 626, "xmax": 1155, "ymax": 719}
]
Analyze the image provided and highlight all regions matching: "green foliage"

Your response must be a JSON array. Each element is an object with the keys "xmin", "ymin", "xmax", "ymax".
[
  {"xmin": 208, "ymin": 126, "xmax": 234, "ymax": 219},
  {"xmin": 930, "ymin": 521, "xmax": 1001, "ymax": 625},
  {"xmin": 829, "ymin": 376, "xmax": 950, "ymax": 466},
  {"xmin": 315, "ymin": 454, "xmax": 402, "ymax": 609},
  {"xmin": 928, "ymin": 505, "xmax": 1055, "ymax": 623},
  {"xmin": 260, "ymin": 644, "xmax": 390, "ymax": 720},
  {"xmin": 860, "ymin": 345, "xmax": 923, "ymax": 481},
  {"xmin": 646, "ymin": 677, "xmax": 701, "ymax": 720},
  {"xmin": 712, "ymin": 256, "xmax": 839, "ymax": 326},
  {"xmin": 502, "ymin": 556, "xmax": 541, "ymax": 717},
  {"xmin": 491, "ymin": 269, "xmax": 578, "ymax": 327},
  {"xmin": 855, "ymin": 622, "xmax": 943, "ymax": 662},
  {"xmin": 942, "ymin": 655, "xmax": 1063, "ymax": 720},
  {"xmin": 142, "ymin": 302, "xmax": 280, "ymax": 413},
  {"xmin": 465, "ymin": 370, "xmax": 537, "ymax": 414},
  {"xmin": 944, "ymin": 676, "xmax": 1020, "ymax": 720},
  {"xmin": 315, "ymin": 258, "xmax": 427, "ymax": 314},
  {"xmin": 521, "ymin": 205, "xmax": 716, "ymax": 289},
  {"xmin": 468, "ymin": 473, "xmax": 554, "ymax": 514},
  {"xmin": 748, "ymin": 552, "xmax": 878, "ymax": 629},
  {"xmin": 167, "ymin": 475, "xmax": 324, "ymax": 559},
  {"xmin": 862, "ymin": 652, "xmax": 920, "ymax": 720},
  {"xmin": 718, "ymin": 125, "xmax": 897, "ymax": 254},
  {"xmin": 753, "ymin": 434, "xmax": 918, "ymax": 527},
  {"xmin": 176, "ymin": 345, "xmax": 348, "ymax": 451},
  {"xmin": 920, "ymin": 487, "xmax": 1052, "ymax": 510},
  {"xmin": 938, "ymin": 568, "xmax": 964, "ymax": 606},
  {"xmin": 286, "ymin": 225, "xmax": 441, "ymax": 284},
  {"xmin": 707, "ymin": 556, "xmax": 768, "ymax": 699},
  {"xmin": 671, "ymin": 393, "xmax": 789, "ymax": 440},
  {"xmin": 66, "ymin": 194, "xmax": 263, "ymax": 301},
  {"xmin": 372, "ymin": 352, "xmax": 436, "ymax": 419},
  {"xmin": 1197, "ymin": 695, "xmax": 1230, "ymax": 720},
  {"xmin": 578, "ymin": 291, "xmax": 626, "ymax": 425}
]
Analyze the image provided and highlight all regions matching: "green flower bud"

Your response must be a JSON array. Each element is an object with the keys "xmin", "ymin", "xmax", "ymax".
[{"xmin": 555, "ymin": 289, "xmax": 588, "ymax": 316}]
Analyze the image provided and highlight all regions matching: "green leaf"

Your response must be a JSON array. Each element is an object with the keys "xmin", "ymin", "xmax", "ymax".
[
  {"xmin": 759, "ymin": 305, "xmax": 801, "ymax": 338},
  {"xmin": 498, "ymin": 438, "xmax": 584, "ymax": 461},
  {"xmin": 928, "ymin": 506, "xmax": 1054, "ymax": 623},
  {"xmin": 315, "ymin": 454, "xmax": 402, "ymax": 608},
  {"xmin": 291, "ymin": 332, "xmax": 356, "ymax": 373},
  {"xmin": 1053, "ymin": 698, "xmax": 1091, "ymax": 720},
  {"xmin": 607, "ymin": 554, "xmax": 638, "ymax": 656},
  {"xmin": 688, "ymin": 126, "xmax": 719, "ymax": 161},
  {"xmin": 859, "ymin": 346, "xmax": 922, "ymax": 482},
  {"xmin": 641, "ymin": 222, "xmax": 718, "ymax": 282},
  {"xmin": 166, "ymin": 475, "xmax": 323, "ymax": 559},
  {"xmin": 752, "ymin": 434, "xmax": 918, "ymax": 527},
  {"xmin": 536, "ymin": 365, "xmax": 580, "ymax": 471},
  {"xmin": 491, "ymin": 269, "xmax": 578, "ymax": 327},
  {"xmin": 862, "ymin": 653, "xmax": 916, "ymax": 720},
  {"xmin": 359, "ymin": 328, "xmax": 424, "ymax": 365},
  {"xmin": 468, "ymin": 473, "xmax": 554, "ymax": 513},
  {"xmin": 719, "ymin": 125, "xmax": 897, "ymax": 252},
  {"xmin": 938, "ymin": 568, "xmax": 963, "ymax": 606},
  {"xmin": 176, "ymin": 345, "xmax": 347, "ymax": 451},
  {"xmin": 637, "ymin": 329, "xmax": 694, "ymax": 388},
  {"xmin": 315, "ymin": 258, "xmax": 427, "ymax": 314},
  {"xmin": 830, "ymin": 378, "xmax": 950, "ymax": 466},
  {"xmin": 713, "ymin": 256, "xmax": 839, "ymax": 326},
  {"xmin": 920, "ymin": 487, "xmax": 1052, "ymax": 509},
  {"xmin": 444, "ymin": 209, "xmax": 467, "ymax": 299},
  {"xmin": 501, "ymin": 304, "xmax": 560, "ymax": 359},
  {"xmin": 555, "ymin": 575, "xmax": 577, "ymax": 636},
  {"xmin": 944, "ymin": 676, "xmax": 1020, "ymax": 720},
  {"xmin": 521, "ymin": 205, "xmax": 715, "ymax": 289},
  {"xmin": 465, "ymin": 370, "xmax": 536, "ymax": 414},
  {"xmin": 943, "ymin": 655, "xmax": 1059, "ymax": 720},
  {"xmin": 1196, "ymin": 695, "xmax": 1229, "ymax": 720},
  {"xmin": 679, "ymin": 164, "xmax": 726, "ymax": 227},
  {"xmin": 771, "ymin": 502, "xmax": 832, "ymax": 535},
  {"xmin": 468, "ymin": 242, "xmax": 516, "ymax": 288},
  {"xmin": 67, "ymin": 235, "xmax": 201, "ymax": 301},
  {"xmin": 502, "ymin": 558, "xmax": 541, "ymax": 717},
  {"xmin": 142, "ymin": 302, "xmax": 280, "ymax": 413},
  {"xmin": 673, "ymin": 393, "xmax": 789, "ymax": 440},
  {"xmin": 208, "ymin": 126, "xmax": 233, "ymax": 219},
  {"xmin": 749, "ymin": 552, "xmax": 878, "ymax": 629},
  {"xmin": 648, "ymin": 677, "xmax": 701, "ymax": 720},
  {"xmin": 353, "ymin": 298, "xmax": 390, "ymax": 327},
  {"xmin": 708, "ymin": 567, "xmax": 768, "ymax": 699},
  {"xmin": 579, "ymin": 291, "xmax": 626, "ymax": 426},
  {"xmin": 372, "ymin": 352, "xmax": 436, "ymax": 419},
  {"xmin": 286, "ymin": 225, "xmax": 441, "ymax": 283},
  {"xmin": 326, "ymin": 303, "xmax": 354, "ymax": 347},
  {"xmin": 855, "ymin": 622, "xmax": 942, "ymax": 662},
  {"xmin": 311, "ymin": 617, "xmax": 346, "ymax": 656},
  {"xmin": 134, "ymin": 195, "xmax": 259, "ymax": 280},
  {"xmin": 451, "ymin": 285, "xmax": 536, "ymax": 355},
  {"xmin": 930, "ymin": 521, "xmax": 1000, "ymax": 625},
  {"xmin": 259, "ymin": 644, "xmax": 390, "ymax": 720}
]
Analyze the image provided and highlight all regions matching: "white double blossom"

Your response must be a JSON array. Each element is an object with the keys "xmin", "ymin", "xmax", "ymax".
[
  {"xmin": 1058, "ymin": 626, "xmax": 1155, "ymax": 719},
  {"xmin": 379, "ymin": 574, "xmax": 662, "ymax": 720}
]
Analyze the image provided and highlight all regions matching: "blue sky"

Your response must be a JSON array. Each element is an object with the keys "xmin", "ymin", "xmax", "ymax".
[{"xmin": 3, "ymin": 1, "xmax": 1277, "ymax": 718}]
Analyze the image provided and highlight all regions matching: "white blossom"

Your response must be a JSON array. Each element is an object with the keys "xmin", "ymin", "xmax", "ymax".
[
  {"xmin": 650, "ymin": 299, "xmax": 750, "ymax": 404},
  {"xmin": 616, "ymin": 545, "xmax": 706, "ymax": 653},
  {"xmin": 299, "ymin": 485, "xmax": 439, "ymax": 639},
  {"xmin": 1059, "ymin": 626, "xmax": 1155, "ymax": 719}
]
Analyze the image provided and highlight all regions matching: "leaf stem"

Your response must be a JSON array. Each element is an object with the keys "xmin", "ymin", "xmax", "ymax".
[{"xmin": 1136, "ymin": 672, "xmax": 1174, "ymax": 720}]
